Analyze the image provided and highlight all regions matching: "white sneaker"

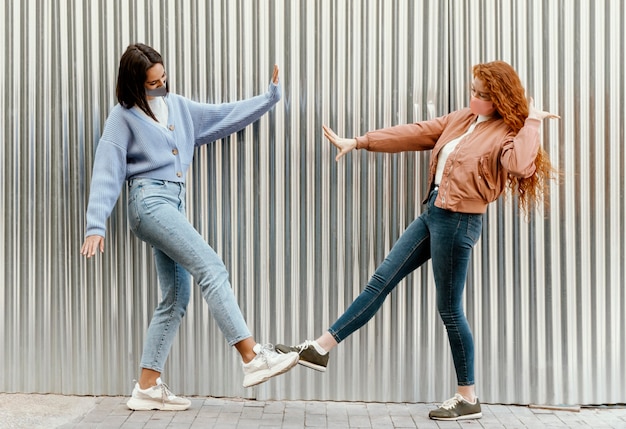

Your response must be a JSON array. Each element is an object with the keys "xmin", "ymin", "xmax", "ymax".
[
  {"xmin": 126, "ymin": 377, "xmax": 191, "ymax": 411},
  {"xmin": 242, "ymin": 344, "xmax": 299, "ymax": 387}
]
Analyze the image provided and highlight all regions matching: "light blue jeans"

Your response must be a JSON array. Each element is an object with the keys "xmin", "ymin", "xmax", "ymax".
[
  {"xmin": 128, "ymin": 178, "xmax": 251, "ymax": 373},
  {"xmin": 328, "ymin": 188, "xmax": 483, "ymax": 385}
]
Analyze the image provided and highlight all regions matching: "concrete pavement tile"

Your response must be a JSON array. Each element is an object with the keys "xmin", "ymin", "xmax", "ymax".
[
  {"xmin": 214, "ymin": 424, "xmax": 239, "ymax": 429},
  {"xmin": 119, "ymin": 423, "xmax": 146, "ymax": 429},
  {"xmin": 170, "ymin": 411, "xmax": 199, "ymax": 423},
  {"xmin": 197, "ymin": 404, "xmax": 223, "ymax": 417},
  {"xmin": 240, "ymin": 406, "xmax": 264, "ymax": 419},
  {"xmin": 432, "ymin": 420, "xmax": 466, "ymax": 428},
  {"xmin": 482, "ymin": 422, "xmax": 524, "ymax": 429},
  {"xmin": 282, "ymin": 414, "xmax": 305, "ymax": 427},
  {"xmin": 535, "ymin": 411, "xmax": 569, "ymax": 425},
  {"xmin": 283, "ymin": 414, "xmax": 306, "ymax": 426},
  {"xmin": 258, "ymin": 413, "xmax": 285, "ymax": 426},
  {"xmin": 164, "ymin": 424, "xmax": 195, "ymax": 429},
  {"xmin": 98, "ymin": 396, "xmax": 123, "ymax": 407},
  {"xmin": 370, "ymin": 415, "xmax": 392, "ymax": 428},
  {"xmin": 406, "ymin": 409, "xmax": 439, "ymax": 427},
  {"xmin": 325, "ymin": 401, "xmax": 348, "ymax": 412},
  {"xmin": 221, "ymin": 402, "xmax": 245, "ymax": 413},
  {"xmin": 213, "ymin": 411, "xmax": 241, "ymax": 424},
  {"xmin": 385, "ymin": 402, "xmax": 412, "ymax": 416},
  {"xmin": 281, "ymin": 423, "xmax": 306, "ymax": 429},
  {"xmin": 408, "ymin": 423, "xmax": 439, "ymax": 429},
  {"xmin": 306, "ymin": 401, "xmax": 328, "ymax": 415},
  {"xmin": 365, "ymin": 402, "xmax": 390, "ymax": 418},
  {"xmin": 59, "ymin": 423, "xmax": 99, "ymax": 429},
  {"xmin": 189, "ymin": 417, "xmax": 217, "ymax": 428},
  {"xmin": 283, "ymin": 406, "xmax": 305, "ymax": 419},
  {"xmin": 347, "ymin": 413, "xmax": 371, "ymax": 427},
  {"xmin": 109, "ymin": 404, "xmax": 133, "ymax": 416},
  {"xmin": 305, "ymin": 411, "xmax": 327, "ymax": 426},
  {"xmin": 263, "ymin": 400, "xmax": 286, "ymax": 414},
  {"xmin": 345, "ymin": 402, "xmax": 368, "ymax": 416},
  {"xmin": 80, "ymin": 410, "xmax": 113, "ymax": 422},
  {"xmin": 326, "ymin": 423, "xmax": 353, "ymax": 429},
  {"xmin": 125, "ymin": 409, "xmax": 156, "ymax": 419},
  {"xmin": 390, "ymin": 415, "xmax": 417, "ymax": 427},
  {"xmin": 324, "ymin": 408, "xmax": 349, "ymax": 426},
  {"xmin": 203, "ymin": 397, "xmax": 228, "ymax": 406},
  {"xmin": 284, "ymin": 400, "xmax": 306, "ymax": 411},
  {"xmin": 94, "ymin": 419, "xmax": 127, "ymax": 429},
  {"xmin": 227, "ymin": 419, "xmax": 258, "ymax": 429},
  {"xmin": 138, "ymin": 421, "xmax": 172, "ymax": 429},
  {"xmin": 553, "ymin": 412, "xmax": 589, "ymax": 426}
]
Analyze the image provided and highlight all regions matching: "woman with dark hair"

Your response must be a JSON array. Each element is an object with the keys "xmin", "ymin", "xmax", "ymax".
[
  {"xmin": 277, "ymin": 61, "xmax": 559, "ymax": 421},
  {"xmin": 81, "ymin": 43, "xmax": 298, "ymax": 411}
]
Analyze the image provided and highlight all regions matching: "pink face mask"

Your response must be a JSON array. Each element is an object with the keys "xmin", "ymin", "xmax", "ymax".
[{"xmin": 470, "ymin": 96, "xmax": 496, "ymax": 116}]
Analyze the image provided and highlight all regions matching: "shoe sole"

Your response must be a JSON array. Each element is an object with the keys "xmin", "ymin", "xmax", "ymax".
[
  {"xmin": 298, "ymin": 360, "xmax": 327, "ymax": 372},
  {"xmin": 243, "ymin": 353, "xmax": 299, "ymax": 388},
  {"xmin": 429, "ymin": 412, "xmax": 482, "ymax": 421},
  {"xmin": 126, "ymin": 397, "xmax": 191, "ymax": 411}
]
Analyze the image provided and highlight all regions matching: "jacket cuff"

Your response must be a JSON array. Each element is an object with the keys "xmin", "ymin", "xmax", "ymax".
[
  {"xmin": 524, "ymin": 117, "xmax": 541, "ymax": 129},
  {"xmin": 355, "ymin": 135, "xmax": 369, "ymax": 149}
]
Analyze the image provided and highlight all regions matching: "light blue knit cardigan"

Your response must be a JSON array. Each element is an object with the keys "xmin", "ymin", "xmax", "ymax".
[{"xmin": 85, "ymin": 82, "xmax": 281, "ymax": 237}]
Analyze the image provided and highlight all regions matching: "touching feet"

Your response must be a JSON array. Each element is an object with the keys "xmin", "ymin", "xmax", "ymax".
[
  {"xmin": 276, "ymin": 340, "xmax": 329, "ymax": 372},
  {"xmin": 242, "ymin": 343, "xmax": 299, "ymax": 387}
]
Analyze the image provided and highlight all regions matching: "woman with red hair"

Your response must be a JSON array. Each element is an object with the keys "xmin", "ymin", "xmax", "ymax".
[{"xmin": 277, "ymin": 61, "xmax": 559, "ymax": 421}]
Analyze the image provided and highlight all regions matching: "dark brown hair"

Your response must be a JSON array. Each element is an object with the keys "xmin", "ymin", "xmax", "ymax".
[{"xmin": 116, "ymin": 43, "xmax": 168, "ymax": 121}]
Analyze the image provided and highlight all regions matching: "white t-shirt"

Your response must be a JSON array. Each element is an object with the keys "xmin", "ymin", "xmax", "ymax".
[
  {"xmin": 434, "ymin": 115, "xmax": 489, "ymax": 185},
  {"xmin": 135, "ymin": 97, "xmax": 169, "ymax": 128}
]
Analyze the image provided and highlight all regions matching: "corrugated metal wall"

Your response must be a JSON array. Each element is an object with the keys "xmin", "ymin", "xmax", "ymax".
[{"xmin": 1, "ymin": 0, "xmax": 624, "ymax": 405}]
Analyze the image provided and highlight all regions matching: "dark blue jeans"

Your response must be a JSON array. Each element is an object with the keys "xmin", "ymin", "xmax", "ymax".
[{"xmin": 328, "ymin": 189, "xmax": 483, "ymax": 385}]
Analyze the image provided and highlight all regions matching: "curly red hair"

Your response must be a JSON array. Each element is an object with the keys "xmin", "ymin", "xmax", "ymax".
[{"xmin": 473, "ymin": 61, "xmax": 558, "ymax": 214}]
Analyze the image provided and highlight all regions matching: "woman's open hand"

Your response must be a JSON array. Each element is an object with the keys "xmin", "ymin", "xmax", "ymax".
[
  {"xmin": 322, "ymin": 125, "xmax": 357, "ymax": 161},
  {"xmin": 528, "ymin": 97, "xmax": 560, "ymax": 121},
  {"xmin": 81, "ymin": 235, "xmax": 105, "ymax": 258}
]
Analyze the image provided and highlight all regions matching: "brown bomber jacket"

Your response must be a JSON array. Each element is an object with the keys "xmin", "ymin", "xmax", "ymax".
[{"xmin": 355, "ymin": 108, "xmax": 542, "ymax": 214}]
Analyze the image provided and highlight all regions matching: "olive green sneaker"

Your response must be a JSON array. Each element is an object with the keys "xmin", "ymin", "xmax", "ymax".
[
  {"xmin": 429, "ymin": 393, "xmax": 482, "ymax": 421},
  {"xmin": 275, "ymin": 340, "xmax": 329, "ymax": 372}
]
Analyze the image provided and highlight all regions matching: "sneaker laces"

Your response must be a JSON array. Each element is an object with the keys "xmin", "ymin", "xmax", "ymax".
[
  {"xmin": 440, "ymin": 393, "xmax": 464, "ymax": 410},
  {"xmin": 133, "ymin": 378, "xmax": 176, "ymax": 405},
  {"xmin": 256, "ymin": 343, "xmax": 278, "ymax": 368},
  {"xmin": 293, "ymin": 340, "xmax": 316, "ymax": 354},
  {"xmin": 158, "ymin": 380, "xmax": 176, "ymax": 403}
]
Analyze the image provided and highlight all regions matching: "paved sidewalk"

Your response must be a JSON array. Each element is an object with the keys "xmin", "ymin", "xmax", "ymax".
[{"xmin": 53, "ymin": 396, "xmax": 626, "ymax": 429}]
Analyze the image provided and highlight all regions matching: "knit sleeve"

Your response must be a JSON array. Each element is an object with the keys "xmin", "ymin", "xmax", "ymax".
[
  {"xmin": 85, "ymin": 138, "xmax": 128, "ymax": 238},
  {"xmin": 188, "ymin": 82, "xmax": 281, "ymax": 146}
]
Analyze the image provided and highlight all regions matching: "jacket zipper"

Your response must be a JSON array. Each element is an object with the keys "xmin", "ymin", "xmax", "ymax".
[{"xmin": 440, "ymin": 120, "xmax": 482, "ymax": 207}]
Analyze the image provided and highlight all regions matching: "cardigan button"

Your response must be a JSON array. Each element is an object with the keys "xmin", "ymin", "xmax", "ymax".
[
  {"xmin": 169, "ymin": 124, "xmax": 175, "ymax": 131},
  {"xmin": 176, "ymin": 172, "xmax": 182, "ymax": 177},
  {"xmin": 172, "ymin": 149, "xmax": 178, "ymax": 155}
]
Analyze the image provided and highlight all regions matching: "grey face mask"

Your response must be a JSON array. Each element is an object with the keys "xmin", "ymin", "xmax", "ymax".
[{"xmin": 146, "ymin": 86, "xmax": 167, "ymax": 97}]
